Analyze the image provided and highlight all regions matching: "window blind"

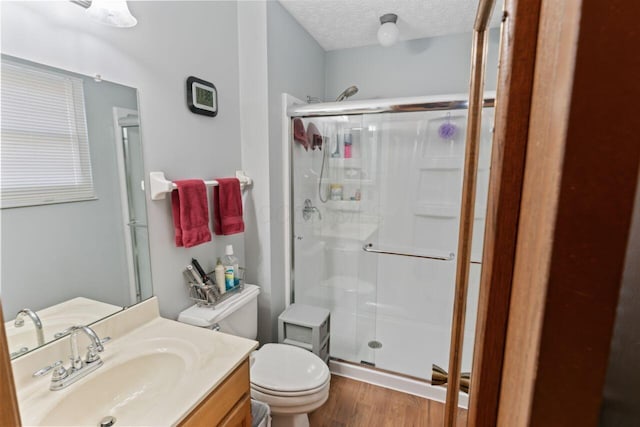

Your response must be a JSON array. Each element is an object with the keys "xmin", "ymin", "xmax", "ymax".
[{"xmin": 1, "ymin": 60, "xmax": 96, "ymax": 208}]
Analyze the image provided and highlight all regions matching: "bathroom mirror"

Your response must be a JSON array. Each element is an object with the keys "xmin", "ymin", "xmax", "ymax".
[{"xmin": 0, "ymin": 55, "xmax": 153, "ymax": 359}]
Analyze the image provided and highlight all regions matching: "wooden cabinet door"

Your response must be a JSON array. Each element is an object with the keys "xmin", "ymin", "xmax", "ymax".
[
  {"xmin": 219, "ymin": 395, "xmax": 252, "ymax": 427},
  {"xmin": 179, "ymin": 360, "xmax": 250, "ymax": 427}
]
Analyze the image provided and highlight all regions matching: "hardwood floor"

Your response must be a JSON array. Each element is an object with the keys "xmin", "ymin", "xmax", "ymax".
[{"xmin": 309, "ymin": 375, "xmax": 467, "ymax": 427}]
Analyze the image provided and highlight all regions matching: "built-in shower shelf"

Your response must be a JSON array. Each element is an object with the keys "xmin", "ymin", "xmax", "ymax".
[
  {"xmin": 413, "ymin": 203, "xmax": 486, "ymax": 219},
  {"xmin": 320, "ymin": 178, "xmax": 374, "ymax": 186},
  {"xmin": 326, "ymin": 200, "xmax": 361, "ymax": 211},
  {"xmin": 314, "ymin": 222, "xmax": 379, "ymax": 241}
]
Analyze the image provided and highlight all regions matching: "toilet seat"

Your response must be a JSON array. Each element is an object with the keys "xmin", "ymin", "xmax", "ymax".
[
  {"xmin": 251, "ymin": 377, "xmax": 330, "ymax": 397},
  {"xmin": 251, "ymin": 383, "xmax": 329, "ymax": 413},
  {"xmin": 250, "ymin": 343, "xmax": 330, "ymax": 393}
]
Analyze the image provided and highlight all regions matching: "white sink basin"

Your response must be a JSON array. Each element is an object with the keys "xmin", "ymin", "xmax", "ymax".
[
  {"xmin": 13, "ymin": 298, "xmax": 258, "ymax": 426},
  {"xmin": 40, "ymin": 351, "xmax": 187, "ymax": 426}
]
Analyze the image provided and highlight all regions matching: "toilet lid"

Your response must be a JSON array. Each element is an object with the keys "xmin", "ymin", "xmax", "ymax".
[{"xmin": 251, "ymin": 344, "xmax": 330, "ymax": 392}]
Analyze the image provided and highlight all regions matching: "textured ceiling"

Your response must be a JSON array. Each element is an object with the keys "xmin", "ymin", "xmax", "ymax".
[{"xmin": 278, "ymin": 0, "xmax": 502, "ymax": 51}]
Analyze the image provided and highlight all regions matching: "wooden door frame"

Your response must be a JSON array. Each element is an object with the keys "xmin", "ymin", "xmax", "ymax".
[
  {"xmin": 495, "ymin": 0, "xmax": 640, "ymax": 425},
  {"xmin": 467, "ymin": 0, "xmax": 640, "ymax": 426},
  {"xmin": 466, "ymin": 0, "xmax": 543, "ymax": 425}
]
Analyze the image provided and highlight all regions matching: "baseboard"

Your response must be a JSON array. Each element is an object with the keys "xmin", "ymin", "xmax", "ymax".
[{"xmin": 328, "ymin": 359, "xmax": 469, "ymax": 409}]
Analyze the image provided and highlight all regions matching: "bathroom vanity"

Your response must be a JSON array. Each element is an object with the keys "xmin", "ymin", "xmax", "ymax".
[
  {"xmin": 9, "ymin": 297, "xmax": 258, "ymax": 426},
  {"xmin": 180, "ymin": 360, "xmax": 251, "ymax": 426}
]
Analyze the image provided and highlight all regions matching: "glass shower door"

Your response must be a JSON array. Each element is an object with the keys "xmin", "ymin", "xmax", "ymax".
[
  {"xmin": 291, "ymin": 114, "xmax": 379, "ymax": 366},
  {"xmin": 291, "ymin": 105, "xmax": 494, "ymax": 383},
  {"xmin": 357, "ymin": 109, "xmax": 493, "ymax": 380}
]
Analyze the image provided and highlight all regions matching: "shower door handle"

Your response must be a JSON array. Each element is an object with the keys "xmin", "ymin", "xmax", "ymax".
[{"xmin": 362, "ymin": 243, "xmax": 455, "ymax": 261}]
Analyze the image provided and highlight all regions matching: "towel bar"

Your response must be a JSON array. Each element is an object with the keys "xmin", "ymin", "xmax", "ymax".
[{"xmin": 149, "ymin": 170, "xmax": 253, "ymax": 201}]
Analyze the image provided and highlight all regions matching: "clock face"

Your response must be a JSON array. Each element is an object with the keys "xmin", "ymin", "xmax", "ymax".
[
  {"xmin": 196, "ymin": 86, "xmax": 214, "ymax": 108},
  {"xmin": 187, "ymin": 77, "xmax": 217, "ymax": 117}
]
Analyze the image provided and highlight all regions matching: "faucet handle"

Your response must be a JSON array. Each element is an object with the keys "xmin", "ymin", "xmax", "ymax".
[
  {"xmin": 33, "ymin": 360, "xmax": 63, "ymax": 377},
  {"xmin": 85, "ymin": 336, "xmax": 110, "ymax": 363},
  {"xmin": 85, "ymin": 346, "xmax": 101, "ymax": 363},
  {"xmin": 53, "ymin": 362, "xmax": 70, "ymax": 381}
]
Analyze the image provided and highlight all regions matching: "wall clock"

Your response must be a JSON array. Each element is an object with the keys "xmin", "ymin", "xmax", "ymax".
[{"xmin": 186, "ymin": 76, "xmax": 217, "ymax": 117}]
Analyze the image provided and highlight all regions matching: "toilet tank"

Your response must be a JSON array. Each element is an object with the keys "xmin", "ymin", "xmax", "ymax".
[{"xmin": 177, "ymin": 284, "xmax": 260, "ymax": 340}]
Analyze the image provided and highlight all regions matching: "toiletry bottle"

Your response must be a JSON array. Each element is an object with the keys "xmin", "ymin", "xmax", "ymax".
[
  {"xmin": 344, "ymin": 133, "xmax": 352, "ymax": 158},
  {"xmin": 330, "ymin": 184, "xmax": 343, "ymax": 201},
  {"xmin": 215, "ymin": 258, "xmax": 226, "ymax": 295},
  {"xmin": 222, "ymin": 245, "xmax": 239, "ymax": 290},
  {"xmin": 331, "ymin": 134, "xmax": 341, "ymax": 158}
]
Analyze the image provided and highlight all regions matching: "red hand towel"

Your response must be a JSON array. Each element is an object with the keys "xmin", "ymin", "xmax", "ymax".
[
  {"xmin": 213, "ymin": 178, "xmax": 245, "ymax": 235},
  {"xmin": 293, "ymin": 118, "xmax": 309, "ymax": 150},
  {"xmin": 171, "ymin": 180, "xmax": 212, "ymax": 248},
  {"xmin": 306, "ymin": 122, "xmax": 323, "ymax": 150}
]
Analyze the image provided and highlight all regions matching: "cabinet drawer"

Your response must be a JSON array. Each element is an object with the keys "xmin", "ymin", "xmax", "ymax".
[
  {"xmin": 319, "ymin": 336, "xmax": 330, "ymax": 363},
  {"xmin": 179, "ymin": 359, "xmax": 250, "ymax": 427}
]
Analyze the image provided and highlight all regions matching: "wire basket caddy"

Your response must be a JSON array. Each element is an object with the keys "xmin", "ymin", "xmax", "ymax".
[{"xmin": 185, "ymin": 267, "xmax": 245, "ymax": 307}]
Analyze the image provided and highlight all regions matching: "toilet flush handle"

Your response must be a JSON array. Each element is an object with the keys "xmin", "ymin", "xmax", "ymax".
[{"xmin": 210, "ymin": 323, "xmax": 221, "ymax": 332}]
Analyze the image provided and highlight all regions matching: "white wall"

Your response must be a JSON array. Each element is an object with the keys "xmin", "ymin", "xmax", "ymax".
[
  {"xmin": 1, "ymin": 1, "xmax": 244, "ymax": 320},
  {"xmin": 237, "ymin": 0, "xmax": 325, "ymax": 343},
  {"xmin": 237, "ymin": 0, "xmax": 272, "ymax": 343},
  {"xmin": 325, "ymin": 29, "xmax": 500, "ymax": 100},
  {"xmin": 266, "ymin": 0, "xmax": 326, "ymax": 340}
]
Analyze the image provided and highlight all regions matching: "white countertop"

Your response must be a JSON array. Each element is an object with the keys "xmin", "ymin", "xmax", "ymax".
[{"xmin": 12, "ymin": 297, "xmax": 258, "ymax": 426}]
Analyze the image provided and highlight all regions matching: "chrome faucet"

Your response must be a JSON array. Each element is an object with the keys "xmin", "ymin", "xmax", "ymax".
[
  {"xmin": 14, "ymin": 308, "xmax": 45, "ymax": 347},
  {"xmin": 302, "ymin": 199, "xmax": 322, "ymax": 221},
  {"xmin": 33, "ymin": 325, "xmax": 106, "ymax": 391},
  {"xmin": 69, "ymin": 325, "xmax": 104, "ymax": 370}
]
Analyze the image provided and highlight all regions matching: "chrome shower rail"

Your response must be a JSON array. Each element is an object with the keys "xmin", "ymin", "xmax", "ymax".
[
  {"xmin": 288, "ymin": 94, "xmax": 495, "ymax": 118},
  {"xmin": 363, "ymin": 243, "xmax": 482, "ymax": 264},
  {"xmin": 363, "ymin": 243, "xmax": 455, "ymax": 261}
]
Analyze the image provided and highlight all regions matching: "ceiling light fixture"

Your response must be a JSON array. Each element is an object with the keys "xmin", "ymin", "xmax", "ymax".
[
  {"xmin": 71, "ymin": 0, "xmax": 137, "ymax": 28},
  {"xmin": 377, "ymin": 13, "xmax": 399, "ymax": 47}
]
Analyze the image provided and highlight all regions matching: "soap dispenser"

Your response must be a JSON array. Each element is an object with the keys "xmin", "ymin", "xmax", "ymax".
[
  {"xmin": 215, "ymin": 258, "xmax": 225, "ymax": 295},
  {"xmin": 222, "ymin": 245, "xmax": 239, "ymax": 290}
]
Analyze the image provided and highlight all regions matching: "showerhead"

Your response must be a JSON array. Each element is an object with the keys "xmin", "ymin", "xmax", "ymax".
[{"xmin": 335, "ymin": 85, "xmax": 359, "ymax": 102}]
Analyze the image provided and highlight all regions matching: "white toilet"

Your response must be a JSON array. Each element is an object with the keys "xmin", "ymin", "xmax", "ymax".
[{"xmin": 178, "ymin": 285, "xmax": 330, "ymax": 427}]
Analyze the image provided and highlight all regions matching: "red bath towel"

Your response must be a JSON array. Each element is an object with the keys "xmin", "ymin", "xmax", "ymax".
[
  {"xmin": 171, "ymin": 180, "xmax": 212, "ymax": 248},
  {"xmin": 213, "ymin": 178, "xmax": 245, "ymax": 235}
]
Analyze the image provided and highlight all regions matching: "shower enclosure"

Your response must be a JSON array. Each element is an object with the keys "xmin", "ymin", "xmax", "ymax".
[{"xmin": 288, "ymin": 95, "xmax": 494, "ymax": 394}]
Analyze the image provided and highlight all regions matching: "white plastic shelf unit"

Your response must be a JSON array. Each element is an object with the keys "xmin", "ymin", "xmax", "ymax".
[{"xmin": 278, "ymin": 304, "xmax": 330, "ymax": 364}]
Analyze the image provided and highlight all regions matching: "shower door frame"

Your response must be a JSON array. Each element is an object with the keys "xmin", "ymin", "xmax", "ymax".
[{"xmin": 285, "ymin": 94, "xmax": 495, "ymax": 388}]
